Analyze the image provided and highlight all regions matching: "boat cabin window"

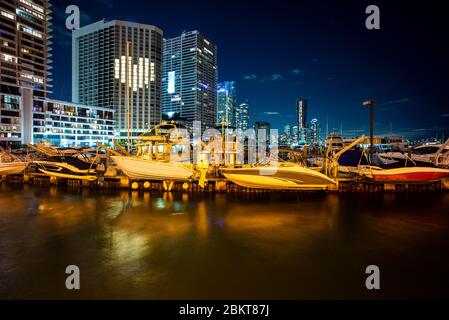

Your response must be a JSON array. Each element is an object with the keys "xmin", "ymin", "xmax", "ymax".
[
  {"xmin": 413, "ymin": 146, "xmax": 439, "ymax": 155},
  {"xmin": 172, "ymin": 145, "xmax": 185, "ymax": 154}
]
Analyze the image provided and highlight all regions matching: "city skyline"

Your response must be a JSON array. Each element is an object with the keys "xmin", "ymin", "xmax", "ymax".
[{"xmin": 47, "ymin": 0, "xmax": 449, "ymax": 140}]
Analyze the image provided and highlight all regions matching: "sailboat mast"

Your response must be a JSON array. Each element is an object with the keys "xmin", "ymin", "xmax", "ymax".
[{"xmin": 126, "ymin": 41, "xmax": 131, "ymax": 151}]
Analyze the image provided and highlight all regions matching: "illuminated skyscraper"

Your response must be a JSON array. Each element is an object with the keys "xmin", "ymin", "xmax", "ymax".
[
  {"xmin": 296, "ymin": 98, "xmax": 307, "ymax": 128},
  {"xmin": 255, "ymin": 121, "xmax": 270, "ymax": 145},
  {"xmin": 72, "ymin": 20, "xmax": 163, "ymax": 138},
  {"xmin": 235, "ymin": 101, "xmax": 249, "ymax": 131},
  {"xmin": 162, "ymin": 31, "xmax": 217, "ymax": 129},
  {"xmin": 291, "ymin": 125, "xmax": 299, "ymax": 145},
  {"xmin": 216, "ymin": 81, "xmax": 236, "ymax": 127},
  {"xmin": 308, "ymin": 118, "xmax": 321, "ymax": 145},
  {"xmin": 0, "ymin": 0, "xmax": 52, "ymax": 145},
  {"xmin": 0, "ymin": 0, "xmax": 52, "ymax": 98},
  {"xmin": 296, "ymin": 98, "xmax": 308, "ymax": 143}
]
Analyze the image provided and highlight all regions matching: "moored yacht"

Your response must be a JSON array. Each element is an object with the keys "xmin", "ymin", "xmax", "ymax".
[
  {"xmin": 361, "ymin": 166, "xmax": 449, "ymax": 183},
  {"xmin": 378, "ymin": 141, "xmax": 449, "ymax": 167},
  {"xmin": 0, "ymin": 161, "xmax": 28, "ymax": 176},
  {"xmin": 111, "ymin": 156, "xmax": 196, "ymax": 181},
  {"xmin": 27, "ymin": 142, "xmax": 98, "ymax": 181},
  {"xmin": 0, "ymin": 147, "xmax": 28, "ymax": 176},
  {"xmin": 33, "ymin": 156, "xmax": 97, "ymax": 181},
  {"xmin": 221, "ymin": 163, "xmax": 336, "ymax": 190},
  {"xmin": 110, "ymin": 122, "xmax": 202, "ymax": 184}
]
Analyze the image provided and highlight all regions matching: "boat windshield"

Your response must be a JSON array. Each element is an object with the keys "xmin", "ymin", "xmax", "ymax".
[
  {"xmin": 413, "ymin": 146, "xmax": 439, "ymax": 155},
  {"xmin": 49, "ymin": 156, "xmax": 95, "ymax": 170}
]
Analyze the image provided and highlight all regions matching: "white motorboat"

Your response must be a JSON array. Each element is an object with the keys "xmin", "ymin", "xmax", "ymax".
[
  {"xmin": 221, "ymin": 163, "xmax": 336, "ymax": 190},
  {"xmin": 0, "ymin": 147, "xmax": 28, "ymax": 175},
  {"xmin": 378, "ymin": 142, "xmax": 449, "ymax": 167},
  {"xmin": 0, "ymin": 162, "xmax": 28, "ymax": 176},
  {"xmin": 110, "ymin": 121, "xmax": 202, "ymax": 183},
  {"xmin": 111, "ymin": 156, "xmax": 196, "ymax": 181},
  {"xmin": 360, "ymin": 166, "xmax": 449, "ymax": 183},
  {"xmin": 33, "ymin": 156, "xmax": 97, "ymax": 181}
]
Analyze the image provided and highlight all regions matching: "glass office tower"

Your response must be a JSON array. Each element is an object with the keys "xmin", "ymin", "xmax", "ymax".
[
  {"xmin": 162, "ymin": 30, "xmax": 217, "ymax": 130},
  {"xmin": 235, "ymin": 101, "xmax": 249, "ymax": 131},
  {"xmin": 216, "ymin": 81, "xmax": 236, "ymax": 127}
]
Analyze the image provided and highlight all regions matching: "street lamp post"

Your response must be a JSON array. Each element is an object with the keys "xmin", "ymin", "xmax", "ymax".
[{"xmin": 363, "ymin": 99, "xmax": 375, "ymax": 158}]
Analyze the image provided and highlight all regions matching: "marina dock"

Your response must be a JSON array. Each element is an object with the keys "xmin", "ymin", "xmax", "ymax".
[{"xmin": 2, "ymin": 171, "xmax": 449, "ymax": 193}]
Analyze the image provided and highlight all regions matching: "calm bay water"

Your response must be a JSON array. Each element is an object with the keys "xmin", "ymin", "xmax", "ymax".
[{"xmin": 0, "ymin": 184, "xmax": 449, "ymax": 299}]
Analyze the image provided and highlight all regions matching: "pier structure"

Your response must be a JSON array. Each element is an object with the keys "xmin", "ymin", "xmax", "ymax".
[{"xmin": 1, "ymin": 171, "xmax": 448, "ymax": 193}]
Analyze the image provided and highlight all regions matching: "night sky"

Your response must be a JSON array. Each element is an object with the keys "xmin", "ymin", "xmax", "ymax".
[{"xmin": 50, "ymin": 0, "xmax": 449, "ymax": 139}]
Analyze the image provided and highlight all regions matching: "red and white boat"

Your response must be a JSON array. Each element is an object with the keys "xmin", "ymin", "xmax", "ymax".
[{"xmin": 368, "ymin": 167, "xmax": 449, "ymax": 183}]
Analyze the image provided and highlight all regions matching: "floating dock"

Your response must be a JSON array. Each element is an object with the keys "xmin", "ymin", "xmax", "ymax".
[{"xmin": 2, "ymin": 171, "xmax": 449, "ymax": 193}]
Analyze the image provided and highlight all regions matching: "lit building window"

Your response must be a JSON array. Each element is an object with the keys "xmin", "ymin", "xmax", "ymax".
[
  {"xmin": 1, "ymin": 10, "xmax": 15, "ymax": 20},
  {"xmin": 115, "ymin": 56, "xmax": 152, "ymax": 89},
  {"xmin": 16, "ymin": 8, "xmax": 41, "ymax": 24},
  {"xmin": 144, "ymin": 58, "xmax": 149, "ymax": 85},
  {"xmin": 150, "ymin": 62, "xmax": 155, "ymax": 82},
  {"xmin": 17, "ymin": 23, "xmax": 43, "ymax": 39},
  {"xmin": 167, "ymin": 71, "xmax": 175, "ymax": 94},
  {"xmin": 1, "ymin": 53, "xmax": 18, "ymax": 64},
  {"xmin": 19, "ymin": 0, "xmax": 44, "ymax": 14}
]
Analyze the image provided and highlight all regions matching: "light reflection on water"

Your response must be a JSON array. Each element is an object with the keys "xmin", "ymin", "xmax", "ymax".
[{"xmin": 0, "ymin": 184, "xmax": 448, "ymax": 299}]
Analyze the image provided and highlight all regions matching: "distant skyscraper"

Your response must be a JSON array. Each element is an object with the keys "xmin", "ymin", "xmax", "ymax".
[
  {"xmin": 255, "ymin": 121, "xmax": 270, "ymax": 144},
  {"xmin": 235, "ymin": 101, "xmax": 249, "ymax": 131},
  {"xmin": 216, "ymin": 81, "xmax": 236, "ymax": 127},
  {"xmin": 296, "ymin": 98, "xmax": 308, "ymax": 129},
  {"xmin": 296, "ymin": 98, "xmax": 308, "ymax": 143},
  {"xmin": 162, "ymin": 31, "xmax": 217, "ymax": 130},
  {"xmin": 0, "ymin": 0, "xmax": 52, "ymax": 98},
  {"xmin": 291, "ymin": 125, "xmax": 299, "ymax": 145},
  {"xmin": 72, "ymin": 20, "xmax": 163, "ymax": 138},
  {"xmin": 308, "ymin": 118, "xmax": 321, "ymax": 145}
]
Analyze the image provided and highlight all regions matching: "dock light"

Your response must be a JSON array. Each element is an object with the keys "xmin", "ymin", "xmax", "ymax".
[
  {"xmin": 131, "ymin": 182, "xmax": 139, "ymax": 190},
  {"xmin": 182, "ymin": 182, "xmax": 189, "ymax": 190},
  {"xmin": 143, "ymin": 181, "xmax": 150, "ymax": 189}
]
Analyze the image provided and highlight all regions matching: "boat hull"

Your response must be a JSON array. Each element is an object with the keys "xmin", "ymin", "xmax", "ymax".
[
  {"xmin": 33, "ymin": 161, "xmax": 97, "ymax": 181},
  {"xmin": 371, "ymin": 167, "xmax": 449, "ymax": 183},
  {"xmin": 0, "ymin": 162, "xmax": 28, "ymax": 175},
  {"xmin": 221, "ymin": 166, "xmax": 335, "ymax": 190},
  {"xmin": 112, "ymin": 156, "xmax": 195, "ymax": 181}
]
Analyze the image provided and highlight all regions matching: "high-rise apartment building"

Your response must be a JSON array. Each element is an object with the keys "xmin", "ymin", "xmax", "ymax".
[
  {"xmin": 235, "ymin": 101, "xmax": 249, "ymax": 131},
  {"xmin": 1, "ymin": 0, "xmax": 52, "ymax": 146},
  {"xmin": 216, "ymin": 81, "xmax": 236, "ymax": 127},
  {"xmin": 162, "ymin": 31, "xmax": 217, "ymax": 130},
  {"xmin": 72, "ymin": 20, "xmax": 163, "ymax": 138},
  {"xmin": 0, "ymin": 0, "xmax": 52, "ymax": 98}
]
